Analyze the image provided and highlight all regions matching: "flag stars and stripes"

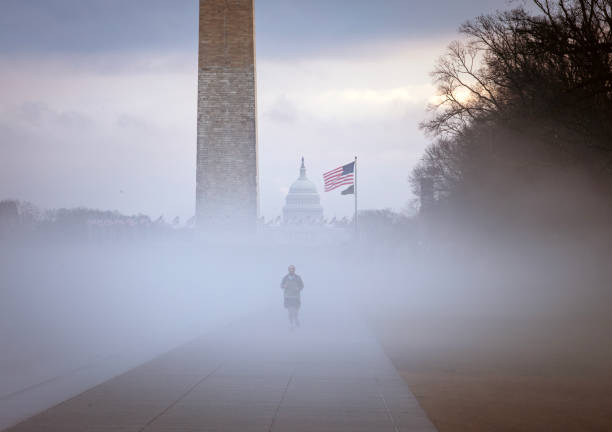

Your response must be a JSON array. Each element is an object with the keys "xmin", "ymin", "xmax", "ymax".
[{"xmin": 323, "ymin": 161, "xmax": 355, "ymax": 193}]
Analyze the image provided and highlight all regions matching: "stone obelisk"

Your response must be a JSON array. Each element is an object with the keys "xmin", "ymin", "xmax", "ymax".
[{"xmin": 196, "ymin": 0, "xmax": 258, "ymax": 230}]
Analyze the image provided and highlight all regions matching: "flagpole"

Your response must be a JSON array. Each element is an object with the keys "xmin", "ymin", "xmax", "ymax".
[{"xmin": 354, "ymin": 156, "xmax": 358, "ymax": 236}]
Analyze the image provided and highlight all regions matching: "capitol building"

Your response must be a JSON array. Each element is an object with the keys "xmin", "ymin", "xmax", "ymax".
[
  {"xmin": 283, "ymin": 158, "xmax": 323, "ymax": 224},
  {"xmin": 262, "ymin": 158, "xmax": 349, "ymax": 245}
]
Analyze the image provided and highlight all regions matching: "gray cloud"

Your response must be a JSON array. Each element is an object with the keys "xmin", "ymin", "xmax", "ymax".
[
  {"xmin": 12, "ymin": 101, "xmax": 94, "ymax": 129},
  {"xmin": 1, "ymin": 0, "xmax": 516, "ymax": 58},
  {"xmin": 256, "ymin": 0, "xmax": 516, "ymax": 58},
  {"xmin": 264, "ymin": 95, "xmax": 298, "ymax": 124},
  {"xmin": 0, "ymin": 0, "xmax": 197, "ymax": 55}
]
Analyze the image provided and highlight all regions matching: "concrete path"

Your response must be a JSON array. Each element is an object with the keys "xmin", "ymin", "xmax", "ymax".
[{"xmin": 5, "ymin": 305, "xmax": 437, "ymax": 432}]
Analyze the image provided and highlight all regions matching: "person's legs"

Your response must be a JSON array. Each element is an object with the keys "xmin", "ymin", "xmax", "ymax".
[
  {"xmin": 287, "ymin": 308, "xmax": 294, "ymax": 326},
  {"xmin": 284, "ymin": 297, "xmax": 293, "ymax": 326},
  {"xmin": 294, "ymin": 308, "xmax": 300, "ymax": 327}
]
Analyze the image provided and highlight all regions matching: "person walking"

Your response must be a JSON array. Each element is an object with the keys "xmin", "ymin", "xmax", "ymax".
[{"xmin": 280, "ymin": 265, "xmax": 304, "ymax": 329}]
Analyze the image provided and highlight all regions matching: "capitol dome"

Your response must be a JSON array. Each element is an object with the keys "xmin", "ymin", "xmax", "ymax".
[{"xmin": 283, "ymin": 158, "xmax": 323, "ymax": 224}]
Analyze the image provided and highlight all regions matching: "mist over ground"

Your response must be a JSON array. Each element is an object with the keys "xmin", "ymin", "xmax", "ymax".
[{"xmin": 2, "ymin": 187, "xmax": 611, "ymax": 430}]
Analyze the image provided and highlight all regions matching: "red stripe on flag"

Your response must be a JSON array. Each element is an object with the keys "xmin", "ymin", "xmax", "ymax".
[
  {"xmin": 325, "ymin": 175, "xmax": 353, "ymax": 188},
  {"xmin": 324, "ymin": 177, "xmax": 354, "ymax": 192},
  {"xmin": 323, "ymin": 168, "xmax": 343, "ymax": 179}
]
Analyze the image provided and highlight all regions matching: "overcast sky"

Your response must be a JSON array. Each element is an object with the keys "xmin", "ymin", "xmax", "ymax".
[{"xmin": 0, "ymin": 0, "xmax": 516, "ymax": 220}]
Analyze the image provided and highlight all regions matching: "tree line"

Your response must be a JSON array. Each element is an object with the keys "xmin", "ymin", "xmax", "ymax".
[{"xmin": 412, "ymin": 0, "xmax": 612, "ymax": 235}]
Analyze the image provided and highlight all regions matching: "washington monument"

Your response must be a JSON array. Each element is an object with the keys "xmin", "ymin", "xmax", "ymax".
[{"xmin": 196, "ymin": 0, "xmax": 258, "ymax": 230}]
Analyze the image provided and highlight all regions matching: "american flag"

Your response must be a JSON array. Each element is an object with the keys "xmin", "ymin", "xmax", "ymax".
[{"xmin": 323, "ymin": 161, "xmax": 355, "ymax": 192}]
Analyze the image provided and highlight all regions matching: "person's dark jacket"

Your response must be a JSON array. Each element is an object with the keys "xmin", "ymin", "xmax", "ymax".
[{"xmin": 280, "ymin": 274, "xmax": 304, "ymax": 299}]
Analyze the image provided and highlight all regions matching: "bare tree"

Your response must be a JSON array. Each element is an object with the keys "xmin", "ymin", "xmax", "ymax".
[{"xmin": 412, "ymin": 0, "xmax": 612, "ymax": 229}]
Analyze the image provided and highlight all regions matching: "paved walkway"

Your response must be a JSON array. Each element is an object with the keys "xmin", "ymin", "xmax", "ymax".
[{"xmin": 5, "ymin": 305, "xmax": 437, "ymax": 432}]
